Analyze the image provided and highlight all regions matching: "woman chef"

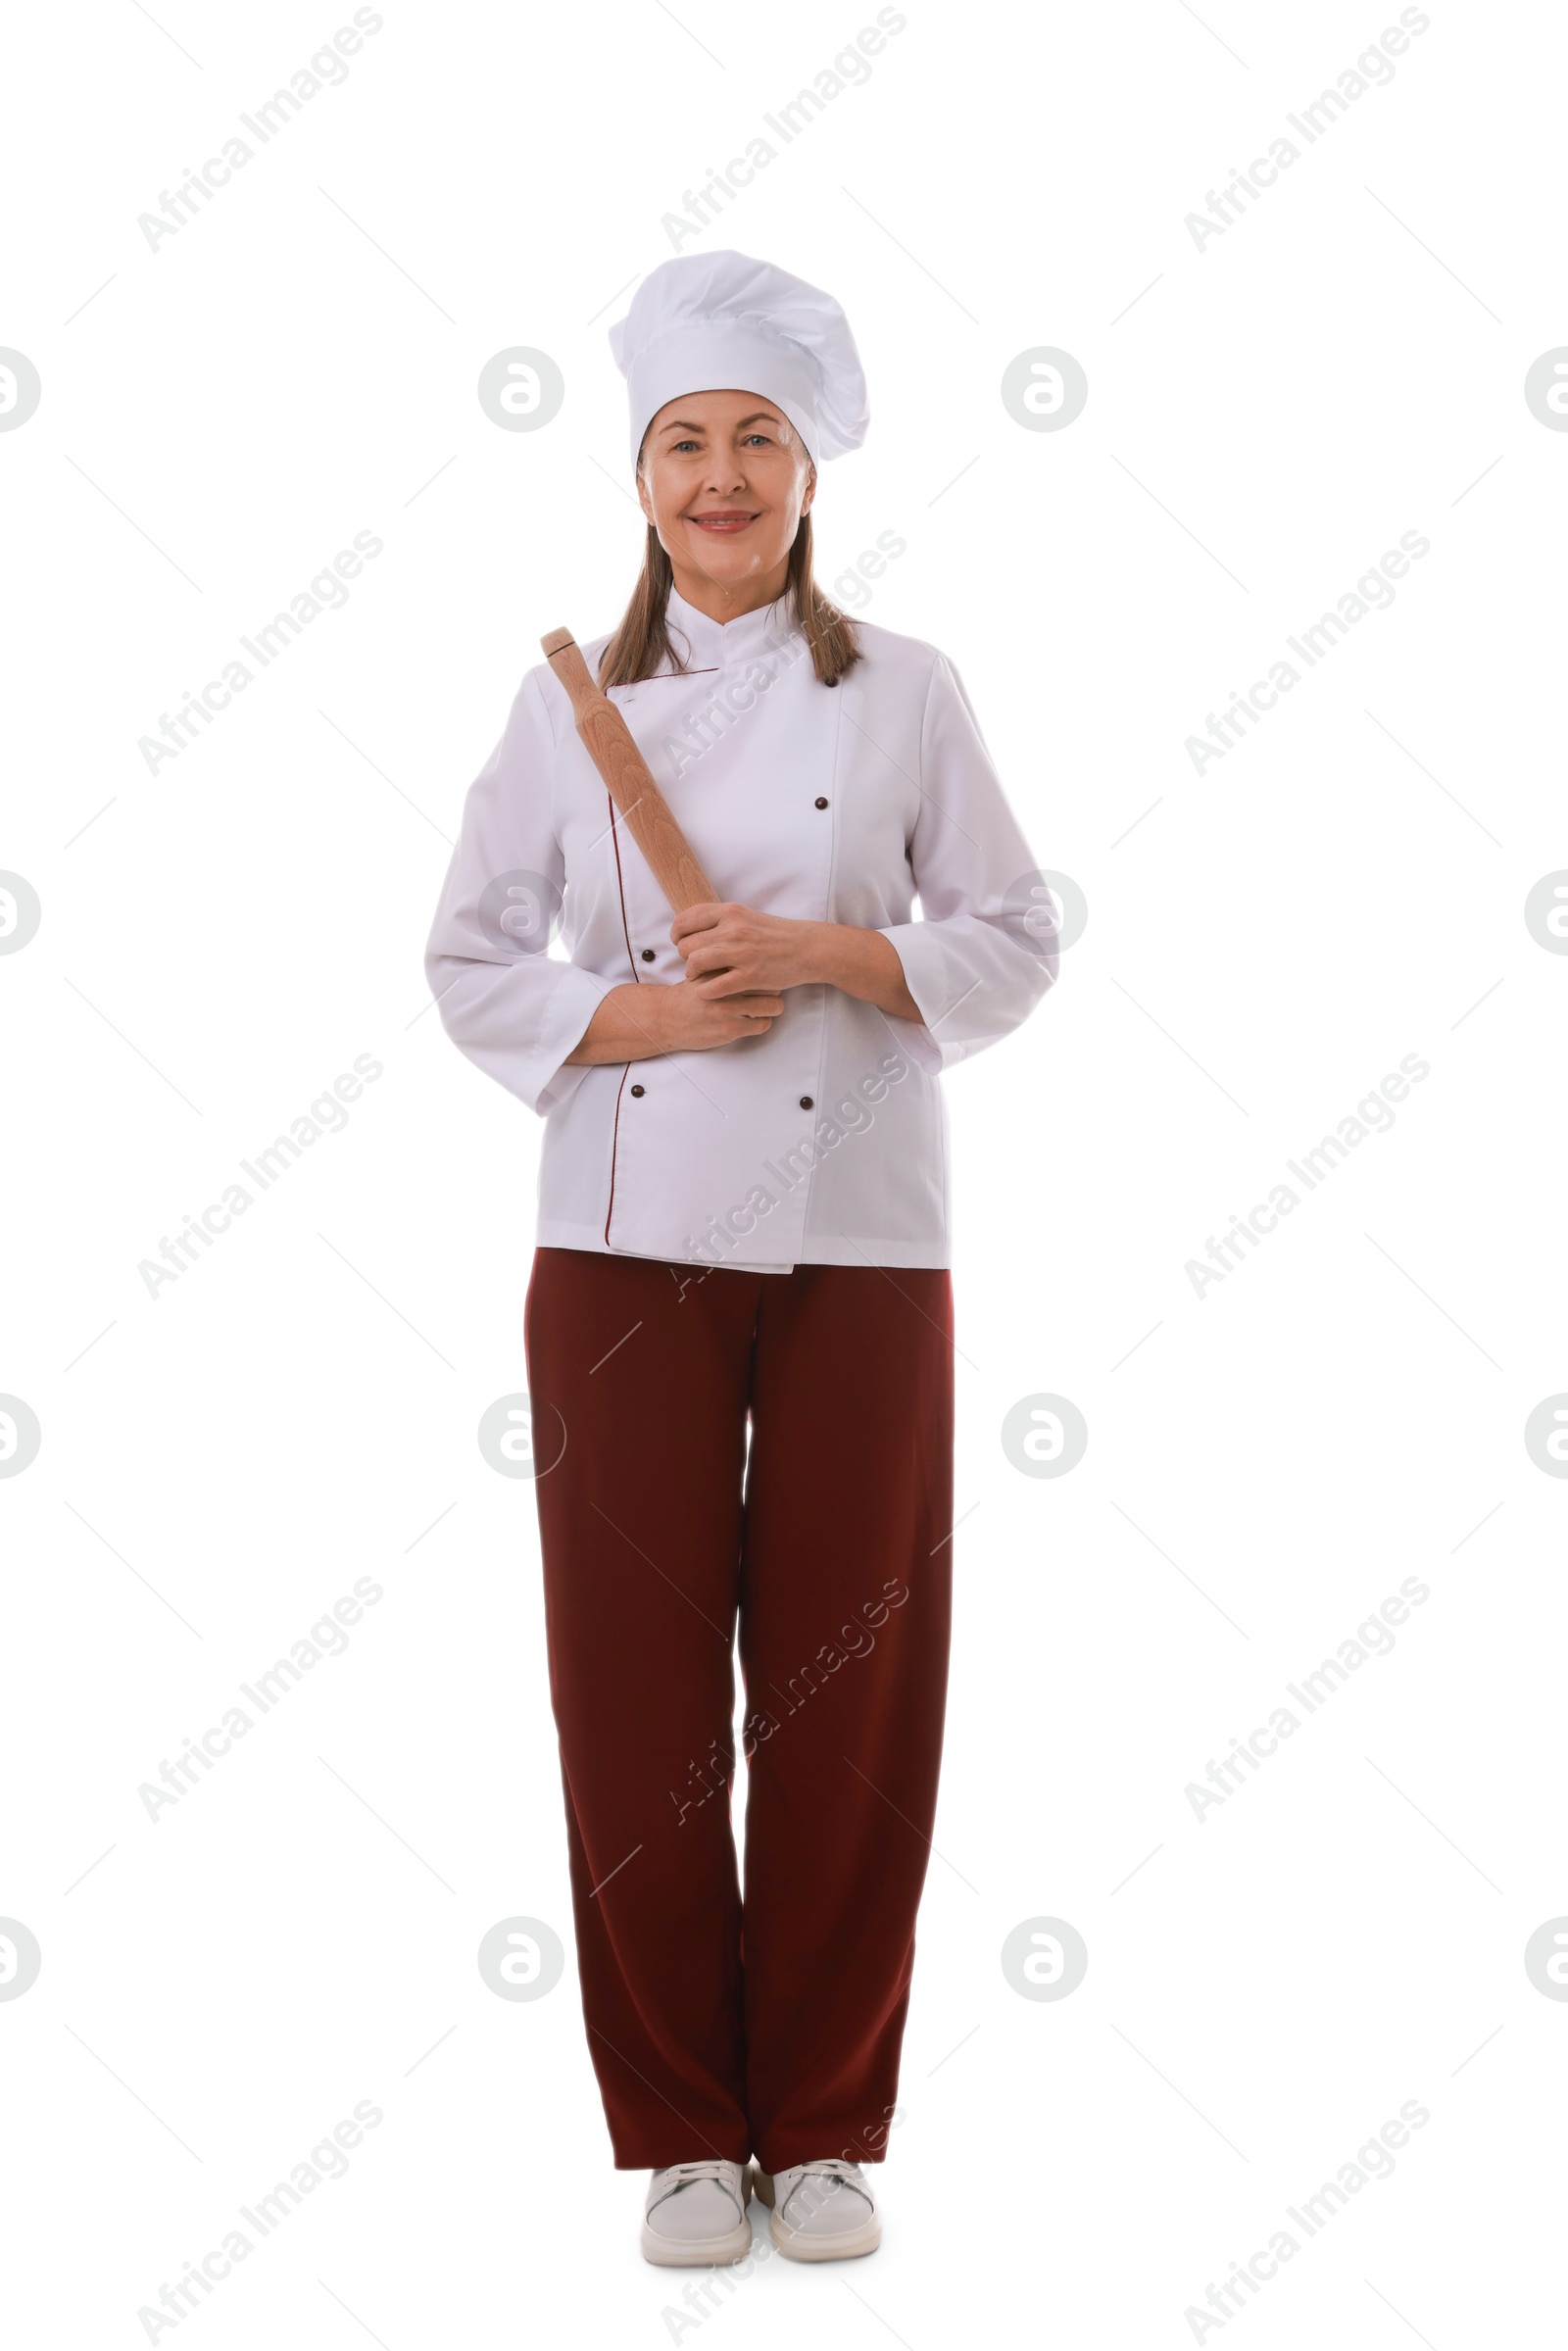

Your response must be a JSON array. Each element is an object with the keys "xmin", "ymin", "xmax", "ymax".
[{"xmin": 424, "ymin": 250, "xmax": 1056, "ymax": 2267}]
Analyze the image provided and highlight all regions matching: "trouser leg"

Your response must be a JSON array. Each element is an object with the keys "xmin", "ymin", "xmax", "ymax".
[
  {"xmin": 522, "ymin": 1246, "xmax": 760, "ymax": 2167},
  {"xmin": 737, "ymin": 1263, "xmax": 956, "ymax": 2176}
]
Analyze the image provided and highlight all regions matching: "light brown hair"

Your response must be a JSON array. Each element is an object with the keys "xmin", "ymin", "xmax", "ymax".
[{"xmin": 597, "ymin": 448, "xmax": 863, "ymax": 692}]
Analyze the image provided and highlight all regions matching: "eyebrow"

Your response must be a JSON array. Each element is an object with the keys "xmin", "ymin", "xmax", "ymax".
[{"xmin": 658, "ymin": 412, "xmax": 779, "ymax": 434}]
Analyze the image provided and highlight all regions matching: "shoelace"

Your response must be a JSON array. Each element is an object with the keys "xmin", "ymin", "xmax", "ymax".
[
  {"xmin": 649, "ymin": 2159, "xmax": 746, "ymax": 2221},
  {"xmin": 777, "ymin": 2158, "xmax": 873, "ymax": 2222}
]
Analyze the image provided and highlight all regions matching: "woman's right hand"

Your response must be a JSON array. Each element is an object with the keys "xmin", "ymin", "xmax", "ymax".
[
  {"xmin": 647, "ymin": 977, "xmax": 785, "ymax": 1051},
  {"xmin": 564, "ymin": 978, "xmax": 784, "ymax": 1065}
]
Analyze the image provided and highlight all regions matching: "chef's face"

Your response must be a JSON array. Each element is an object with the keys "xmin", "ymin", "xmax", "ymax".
[{"xmin": 637, "ymin": 388, "xmax": 815, "ymax": 607}]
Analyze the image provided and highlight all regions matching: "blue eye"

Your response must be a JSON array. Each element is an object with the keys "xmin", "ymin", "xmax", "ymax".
[{"xmin": 670, "ymin": 431, "xmax": 769, "ymax": 452}]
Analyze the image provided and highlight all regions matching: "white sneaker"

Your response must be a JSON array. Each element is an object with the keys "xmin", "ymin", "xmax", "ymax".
[
  {"xmin": 639, "ymin": 2159, "xmax": 754, "ymax": 2267},
  {"xmin": 753, "ymin": 2158, "xmax": 881, "ymax": 2260}
]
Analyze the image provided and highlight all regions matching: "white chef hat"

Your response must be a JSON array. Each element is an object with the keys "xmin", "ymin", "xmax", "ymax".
[{"xmin": 609, "ymin": 249, "xmax": 869, "ymax": 473}]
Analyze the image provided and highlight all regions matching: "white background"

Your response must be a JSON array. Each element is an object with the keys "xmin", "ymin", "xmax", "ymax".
[{"xmin": 4, "ymin": 0, "xmax": 1566, "ymax": 2342}]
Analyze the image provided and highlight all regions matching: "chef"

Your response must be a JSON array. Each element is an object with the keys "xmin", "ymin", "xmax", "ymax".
[{"xmin": 424, "ymin": 248, "xmax": 1056, "ymax": 2267}]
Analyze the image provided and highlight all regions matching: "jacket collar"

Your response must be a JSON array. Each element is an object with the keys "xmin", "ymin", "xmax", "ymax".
[{"xmin": 663, "ymin": 583, "xmax": 803, "ymax": 674}]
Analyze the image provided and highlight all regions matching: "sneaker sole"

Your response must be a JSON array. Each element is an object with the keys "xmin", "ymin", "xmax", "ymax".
[
  {"xmin": 639, "ymin": 2213, "xmax": 754, "ymax": 2268},
  {"xmin": 751, "ymin": 2167, "xmax": 881, "ymax": 2262}
]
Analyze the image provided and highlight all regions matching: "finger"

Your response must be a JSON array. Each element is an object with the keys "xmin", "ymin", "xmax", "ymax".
[
  {"xmin": 683, "ymin": 945, "xmax": 728, "ymax": 977},
  {"xmin": 692, "ymin": 970, "xmax": 757, "ymax": 998},
  {"xmin": 669, "ymin": 902, "xmax": 727, "ymax": 942},
  {"xmin": 707, "ymin": 986, "xmax": 773, "ymax": 1009},
  {"xmin": 682, "ymin": 934, "xmax": 739, "ymax": 969}
]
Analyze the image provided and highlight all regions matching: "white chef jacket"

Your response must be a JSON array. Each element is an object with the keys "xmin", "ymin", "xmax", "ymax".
[{"xmin": 424, "ymin": 585, "xmax": 1055, "ymax": 1272}]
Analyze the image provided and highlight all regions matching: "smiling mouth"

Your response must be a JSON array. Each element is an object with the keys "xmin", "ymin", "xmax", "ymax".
[{"xmin": 687, "ymin": 512, "xmax": 760, "ymax": 533}]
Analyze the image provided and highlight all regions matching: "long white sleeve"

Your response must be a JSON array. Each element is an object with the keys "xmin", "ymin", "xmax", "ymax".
[
  {"xmin": 424, "ymin": 667, "xmax": 617, "ymax": 1118},
  {"xmin": 876, "ymin": 653, "xmax": 1057, "ymax": 1075}
]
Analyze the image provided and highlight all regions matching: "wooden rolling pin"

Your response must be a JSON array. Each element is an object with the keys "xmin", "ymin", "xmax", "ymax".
[{"xmin": 541, "ymin": 627, "xmax": 717, "ymax": 914}]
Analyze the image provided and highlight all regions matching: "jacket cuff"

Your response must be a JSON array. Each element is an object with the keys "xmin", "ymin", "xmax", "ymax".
[
  {"xmin": 532, "ymin": 964, "xmax": 622, "ymax": 1114},
  {"xmin": 874, "ymin": 925, "xmax": 958, "ymax": 1075}
]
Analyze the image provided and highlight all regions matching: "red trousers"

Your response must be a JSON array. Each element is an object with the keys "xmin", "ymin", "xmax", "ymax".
[{"xmin": 522, "ymin": 1244, "xmax": 956, "ymax": 2175}]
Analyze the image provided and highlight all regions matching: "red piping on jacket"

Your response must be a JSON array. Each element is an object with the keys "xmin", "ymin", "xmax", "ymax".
[{"xmin": 602, "ymin": 786, "xmax": 640, "ymax": 1248}]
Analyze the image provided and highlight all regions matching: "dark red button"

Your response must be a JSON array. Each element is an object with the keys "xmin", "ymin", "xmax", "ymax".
[
  {"xmin": 630, "ymin": 1083, "xmax": 645, "ymax": 1097},
  {"xmin": 640, "ymin": 948, "xmax": 655, "ymax": 961},
  {"xmin": 800, "ymin": 1096, "xmax": 813, "ymax": 1109},
  {"xmin": 814, "ymin": 797, "xmax": 828, "ymax": 809}
]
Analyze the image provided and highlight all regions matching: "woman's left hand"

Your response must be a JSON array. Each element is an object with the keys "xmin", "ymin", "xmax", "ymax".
[
  {"xmin": 672, "ymin": 902, "xmax": 925, "ymax": 1025},
  {"xmin": 671, "ymin": 903, "xmax": 824, "ymax": 997}
]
